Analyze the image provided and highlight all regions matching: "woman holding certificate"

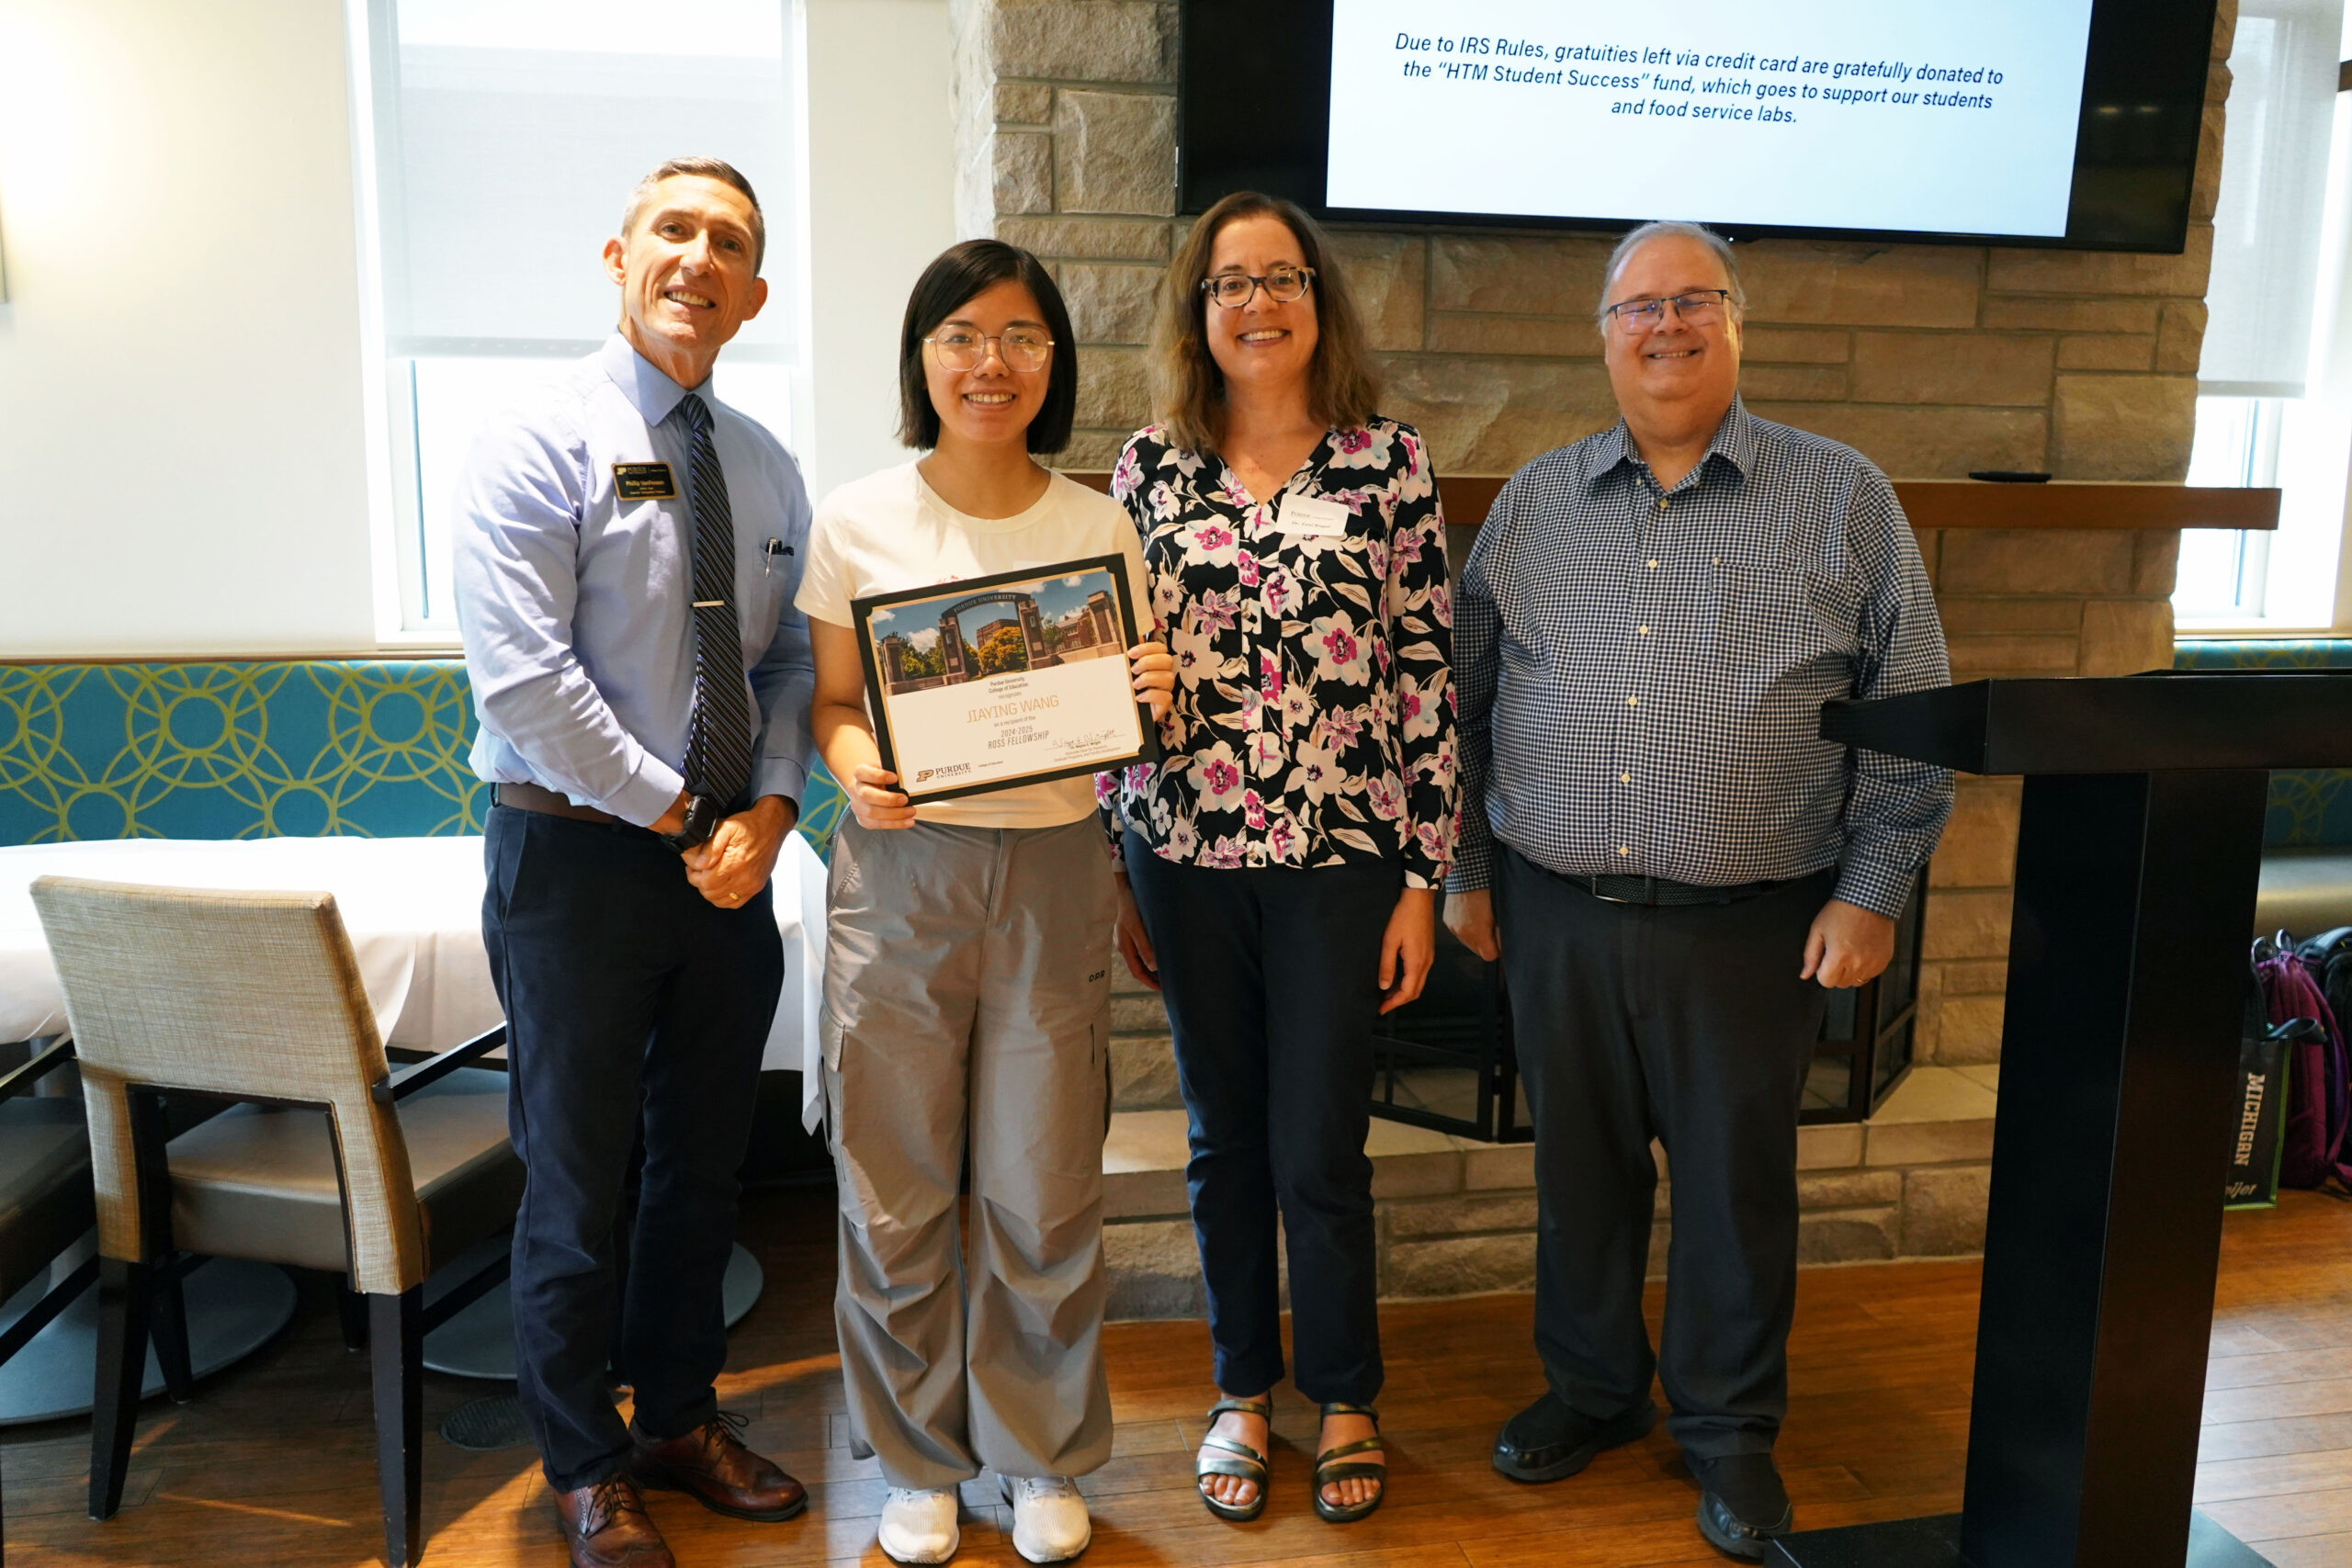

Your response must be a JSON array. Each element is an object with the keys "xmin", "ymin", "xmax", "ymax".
[
  {"xmin": 1106, "ymin": 192, "xmax": 1459, "ymax": 1526},
  {"xmin": 798, "ymin": 240, "xmax": 1174, "ymax": 1567}
]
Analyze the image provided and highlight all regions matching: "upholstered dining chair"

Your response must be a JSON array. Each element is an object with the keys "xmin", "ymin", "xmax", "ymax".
[
  {"xmin": 28, "ymin": 876, "xmax": 524, "ymax": 1568},
  {"xmin": 0, "ymin": 1035, "xmax": 97, "ymax": 1568}
]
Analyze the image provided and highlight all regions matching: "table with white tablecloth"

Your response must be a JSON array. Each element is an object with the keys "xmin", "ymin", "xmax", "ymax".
[
  {"xmin": 0, "ymin": 832, "xmax": 831, "ymax": 1407},
  {"xmin": 1, "ymin": 833, "xmax": 831, "ymax": 1106}
]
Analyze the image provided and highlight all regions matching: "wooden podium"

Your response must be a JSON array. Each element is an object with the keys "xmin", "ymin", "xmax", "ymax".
[{"xmin": 1770, "ymin": 672, "xmax": 2352, "ymax": 1568}]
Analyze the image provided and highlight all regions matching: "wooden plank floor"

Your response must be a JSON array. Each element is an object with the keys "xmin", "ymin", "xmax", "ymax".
[{"xmin": 6, "ymin": 1189, "xmax": 2351, "ymax": 1566}]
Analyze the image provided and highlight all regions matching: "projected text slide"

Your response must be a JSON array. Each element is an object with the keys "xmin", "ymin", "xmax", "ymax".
[{"xmin": 1325, "ymin": 0, "xmax": 2095, "ymax": 237}]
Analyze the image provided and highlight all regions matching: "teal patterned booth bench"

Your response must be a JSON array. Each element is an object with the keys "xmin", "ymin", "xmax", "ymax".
[
  {"xmin": 5, "ymin": 650, "xmax": 2335, "ymax": 853},
  {"xmin": 0, "ymin": 659, "xmax": 846, "ymax": 852},
  {"xmin": 2172, "ymin": 640, "xmax": 2352, "ymax": 850}
]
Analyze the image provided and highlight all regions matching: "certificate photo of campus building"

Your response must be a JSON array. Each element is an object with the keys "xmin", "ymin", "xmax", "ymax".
[
  {"xmin": 867, "ymin": 564, "xmax": 1126, "ymax": 694},
  {"xmin": 853, "ymin": 558, "xmax": 1148, "ymax": 805}
]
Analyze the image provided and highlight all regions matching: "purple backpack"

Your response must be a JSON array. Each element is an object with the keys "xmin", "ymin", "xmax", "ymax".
[{"xmin": 2257, "ymin": 936, "xmax": 2351, "ymax": 1190}]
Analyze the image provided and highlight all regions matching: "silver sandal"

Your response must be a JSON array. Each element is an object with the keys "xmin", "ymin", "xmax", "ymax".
[
  {"xmin": 1195, "ymin": 1396, "xmax": 1272, "ymax": 1523},
  {"xmin": 1312, "ymin": 1402, "xmax": 1385, "ymax": 1524}
]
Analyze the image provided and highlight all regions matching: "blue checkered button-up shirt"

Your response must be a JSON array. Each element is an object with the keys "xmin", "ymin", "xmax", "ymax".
[{"xmin": 1449, "ymin": 397, "xmax": 1952, "ymax": 919}]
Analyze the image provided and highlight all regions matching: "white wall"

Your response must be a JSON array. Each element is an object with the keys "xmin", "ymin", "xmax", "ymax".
[
  {"xmin": 801, "ymin": 0, "xmax": 956, "ymax": 500},
  {"xmin": 0, "ymin": 0, "xmax": 956, "ymax": 657},
  {"xmin": 0, "ymin": 0, "xmax": 379, "ymax": 656}
]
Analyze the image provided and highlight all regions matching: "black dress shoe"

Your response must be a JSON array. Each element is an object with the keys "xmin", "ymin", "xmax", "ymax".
[
  {"xmin": 1690, "ymin": 1453, "xmax": 1793, "ymax": 1562},
  {"xmin": 1490, "ymin": 1391, "xmax": 1658, "ymax": 1483}
]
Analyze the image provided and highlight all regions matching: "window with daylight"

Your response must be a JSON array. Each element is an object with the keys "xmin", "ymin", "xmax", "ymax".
[
  {"xmin": 2177, "ymin": 0, "xmax": 2352, "ymax": 631},
  {"xmin": 347, "ymin": 0, "xmax": 806, "ymax": 636}
]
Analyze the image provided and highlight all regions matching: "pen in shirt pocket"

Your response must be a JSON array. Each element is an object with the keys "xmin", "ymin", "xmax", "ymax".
[{"xmin": 763, "ymin": 537, "xmax": 791, "ymax": 576}]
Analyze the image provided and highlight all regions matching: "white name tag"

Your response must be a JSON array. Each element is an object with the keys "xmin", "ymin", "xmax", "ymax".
[{"xmin": 1274, "ymin": 494, "xmax": 1350, "ymax": 536}]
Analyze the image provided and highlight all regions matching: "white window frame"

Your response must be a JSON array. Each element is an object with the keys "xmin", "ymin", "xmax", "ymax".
[
  {"xmin": 339, "ymin": 0, "xmax": 815, "ymax": 647},
  {"xmin": 2179, "ymin": 396, "xmax": 2282, "ymax": 621},
  {"xmin": 2177, "ymin": 7, "xmax": 2352, "ymax": 639}
]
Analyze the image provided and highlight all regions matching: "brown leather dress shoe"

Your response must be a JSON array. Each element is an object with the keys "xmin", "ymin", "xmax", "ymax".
[
  {"xmin": 629, "ymin": 1411, "xmax": 808, "ymax": 1523},
  {"xmin": 555, "ymin": 1474, "xmax": 674, "ymax": 1568}
]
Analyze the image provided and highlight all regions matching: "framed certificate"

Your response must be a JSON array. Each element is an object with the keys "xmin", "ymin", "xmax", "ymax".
[{"xmin": 851, "ymin": 555, "xmax": 1159, "ymax": 805}]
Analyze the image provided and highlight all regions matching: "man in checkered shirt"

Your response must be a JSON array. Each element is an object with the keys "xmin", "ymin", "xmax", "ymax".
[{"xmin": 1444, "ymin": 221, "xmax": 1953, "ymax": 1560}]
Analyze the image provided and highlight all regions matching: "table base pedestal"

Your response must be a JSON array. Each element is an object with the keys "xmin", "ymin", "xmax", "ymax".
[
  {"xmin": 1770, "ymin": 1511, "xmax": 2274, "ymax": 1568},
  {"xmin": 0, "ymin": 1257, "xmax": 298, "ymax": 1426},
  {"xmin": 421, "ymin": 1238, "xmax": 765, "ymax": 1381}
]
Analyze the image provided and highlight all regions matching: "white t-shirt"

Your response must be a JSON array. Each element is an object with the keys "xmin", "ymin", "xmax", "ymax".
[{"xmin": 797, "ymin": 461, "xmax": 1150, "ymax": 829}]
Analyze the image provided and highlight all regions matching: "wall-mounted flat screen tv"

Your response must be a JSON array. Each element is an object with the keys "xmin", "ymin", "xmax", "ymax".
[{"xmin": 1179, "ymin": 0, "xmax": 2217, "ymax": 251}]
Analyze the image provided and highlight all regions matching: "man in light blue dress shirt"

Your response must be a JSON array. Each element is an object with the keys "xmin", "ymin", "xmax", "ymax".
[{"xmin": 452, "ymin": 157, "xmax": 813, "ymax": 1568}]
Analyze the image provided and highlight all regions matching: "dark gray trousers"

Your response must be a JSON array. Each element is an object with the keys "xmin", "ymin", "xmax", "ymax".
[{"xmin": 1496, "ymin": 845, "xmax": 1834, "ymax": 1461}]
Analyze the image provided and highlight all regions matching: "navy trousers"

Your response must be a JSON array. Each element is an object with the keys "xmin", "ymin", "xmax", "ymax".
[
  {"xmin": 1123, "ymin": 832, "xmax": 1397, "ymax": 1406},
  {"xmin": 482, "ymin": 805, "xmax": 782, "ymax": 1491},
  {"xmin": 1497, "ymin": 846, "xmax": 1835, "ymax": 1461}
]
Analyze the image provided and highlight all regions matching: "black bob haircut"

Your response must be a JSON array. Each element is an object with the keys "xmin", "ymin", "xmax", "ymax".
[{"xmin": 896, "ymin": 240, "xmax": 1078, "ymax": 455}]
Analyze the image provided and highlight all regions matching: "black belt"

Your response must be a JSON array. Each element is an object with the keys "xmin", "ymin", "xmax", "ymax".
[
  {"xmin": 495, "ymin": 781, "xmax": 616, "ymax": 825},
  {"xmin": 1566, "ymin": 873, "xmax": 1785, "ymax": 907}
]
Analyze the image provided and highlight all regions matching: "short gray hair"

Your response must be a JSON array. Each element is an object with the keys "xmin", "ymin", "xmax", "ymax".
[
  {"xmin": 620, "ymin": 156, "xmax": 766, "ymax": 273},
  {"xmin": 1595, "ymin": 220, "xmax": 1744, "ymax": 330}
]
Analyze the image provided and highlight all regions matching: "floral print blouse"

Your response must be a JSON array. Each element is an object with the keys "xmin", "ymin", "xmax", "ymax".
[{"xmin": 1101, "ymin": 417, "xmax": 1459, "ymax": 888}]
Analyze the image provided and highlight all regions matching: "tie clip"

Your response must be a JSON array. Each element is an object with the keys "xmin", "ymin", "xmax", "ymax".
[{"xmin": 693, "ymin": 600, "xmax": 726, "ymax": 608}]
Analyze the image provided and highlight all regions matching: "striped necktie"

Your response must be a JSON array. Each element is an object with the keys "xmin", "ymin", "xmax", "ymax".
[{"xmin": 675, "ymin": 392, "xmax": 754, "ymax": 809}]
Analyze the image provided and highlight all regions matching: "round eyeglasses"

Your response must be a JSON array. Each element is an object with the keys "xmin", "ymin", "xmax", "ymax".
[
  {"xmin": 1603, "ymin": 288, "xmax": 1735, "ymax": 332},
  {"xmin": 1200, "ymin": 265, "xmax": 1317, "ymax": 309},
  {"xmin": 924, "ymin": 328, "xmax": 1055, "ymax": 373}
]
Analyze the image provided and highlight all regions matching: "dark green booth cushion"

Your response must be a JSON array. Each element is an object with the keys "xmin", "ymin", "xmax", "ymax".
[
  {"xmin": 2172, "ymin": 640, "xmax": 2352, "ymax": 849},
  {"xmin": 0, "ymin": 660, "xmax": 845, "ymax": 852}
]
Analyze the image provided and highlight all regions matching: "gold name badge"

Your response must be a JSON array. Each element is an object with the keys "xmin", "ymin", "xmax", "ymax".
[{"xmin": 612, "ymin": 462, "xmax": 677, "ymax": 501}]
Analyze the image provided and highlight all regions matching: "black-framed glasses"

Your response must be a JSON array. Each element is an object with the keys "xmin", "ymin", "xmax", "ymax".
[
  {"xmin": 1200, "ymin": 265, "xmax": 1317, "ymax": 309},
  {"xmin": 924, "ymin": 328, "xmax": 1054, "ymax": 372},
  {"xmin": 1604, "ymin": 288, "xmax": 1735, "ymax": 331}
]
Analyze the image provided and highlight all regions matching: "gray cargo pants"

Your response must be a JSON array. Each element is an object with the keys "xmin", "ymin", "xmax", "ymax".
[{"xmin": 820, "ymin": 816, "xmax": 1116, "ymax": 1489}]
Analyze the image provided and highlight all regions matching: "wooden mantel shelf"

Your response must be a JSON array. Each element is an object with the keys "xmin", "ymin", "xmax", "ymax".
[
  {"xmin": 1067, "ymin": 473, "xmax": 2279, "ymax": 533},
  {"xmin": 1890, "ymin": 482, "xmax": 2278, "ymax": 531}
]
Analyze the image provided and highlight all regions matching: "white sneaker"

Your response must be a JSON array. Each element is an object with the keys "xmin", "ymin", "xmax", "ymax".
[
  {"xmin": 1000, "ymin": 1474, "xmax": 1091, "ymax": 1563},
  {"xmin": 877, "ymin": 1486, "xmax": 960, "ymax": 1564}
]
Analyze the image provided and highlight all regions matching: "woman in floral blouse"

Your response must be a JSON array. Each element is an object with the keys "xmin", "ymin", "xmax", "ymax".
[{"xmin": 1104, "ymin": 190, "xmax": 1457, "ymax": 1527}]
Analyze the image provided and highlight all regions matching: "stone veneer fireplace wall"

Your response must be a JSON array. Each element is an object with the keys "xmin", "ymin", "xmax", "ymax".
[{"xmin": 941, "ymin": 0, "xmax": 2242, "ymax": 1282}]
